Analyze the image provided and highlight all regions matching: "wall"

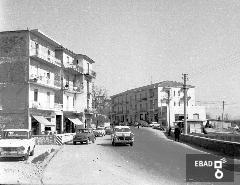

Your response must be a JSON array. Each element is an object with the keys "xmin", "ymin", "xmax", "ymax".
[
  {"xmin": 0, "ymin": 30, "xmax": 29, "ymax": 129},
  {"xmin": 29, "ymin": 84, "xmax": 55, "ymax": 110}
]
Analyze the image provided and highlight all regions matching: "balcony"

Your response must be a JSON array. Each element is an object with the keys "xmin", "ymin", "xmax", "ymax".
[
  {"xmin": 30, "ymin": 101, "xmax": 54, "ymax": 110},
  {"xmin": 30, "ymin": 49, "xmax": 61, "ymax": 67},
  {"xmin": 84, "ymin": 108, "xmax": 94, "ymax": 115},
  {"xmin": 29, "ymin": 74, "xmax": 61, "ymax": 90},
  {"xmin": 63, "ymin": 83, "xmax": 84, "ymax": 94},
  {"xmin": 54, "ymin": 103, "xmax": 63, "ymax": 111},
  {"xmin": 64, "ymin": 63, "xmax": 83, "ymax": 74},
  {"xmin": 84, "ymin": 70, "xmax": 96, "ymax": 78}
]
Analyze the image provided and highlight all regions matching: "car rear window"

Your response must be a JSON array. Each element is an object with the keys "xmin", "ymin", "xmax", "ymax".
[{"xmin": 3, "ymin": 131, "xmax": 28, "ymax": 139}]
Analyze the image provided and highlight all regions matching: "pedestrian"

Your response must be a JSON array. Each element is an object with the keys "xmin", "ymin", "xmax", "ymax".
[
  {"xmin": 168, "ymin": 126, "xmax": 171, "ymax": 136},
  {"xmin": 174, "ymin": 126, "xmax": 180, "ymax": 142},
  {"xmin": 138, "ymin": 123, "xmax": 140, "ymax": 129}
]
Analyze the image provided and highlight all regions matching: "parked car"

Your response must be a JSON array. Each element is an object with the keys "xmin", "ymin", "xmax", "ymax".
[
  {"xmin": 0, "ymin": 129, "xmax": 36, "ymax": 160},
  {"xmin": 153, "ymin": 125, "xmax": 166, "ymax": 131},
  {"xmin": 94, "ymin": 127, "xmax": 106, "ymax": 137},
  {"xmin": 149, "ymin": 122, "xmax": 160, "ymax": 128},
  {"xmin": 105, "ymin": 127, "xmax": 113, "ymax": 135},
  {"xmin": 111, "ymin": 126, "xmax": 134, "ymax": 146},
  {"xmin": 73, "ymin": 128, "xmax": 95, "ymax": 145},
  {"xmin": 139, "ymin": 120, "xmax": 149, "ymax": 127}
]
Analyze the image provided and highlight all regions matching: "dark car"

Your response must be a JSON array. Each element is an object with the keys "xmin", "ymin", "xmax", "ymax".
[
  {"xmin": 73, "ymin": 128, "xmax": 95, "ymax": 145},
  {"xmin": 105, "ymin": 127, "xmax": 113, "ymax": 135}
]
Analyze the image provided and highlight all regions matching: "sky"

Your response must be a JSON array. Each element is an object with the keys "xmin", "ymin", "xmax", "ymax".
[{"xmin": 1, "ymin": 0, "xmax": 240, "ymax": 119}]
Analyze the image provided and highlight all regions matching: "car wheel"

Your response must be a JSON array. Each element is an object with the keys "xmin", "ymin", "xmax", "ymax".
[
  {"xmin": 30, "ymin": 146, "xmax": 35, "ymax": 156},
  {"xmin": 73, "ymin": 141, "xmax": 76, "ymax": 145},
  {"xmin": 130, "ymin": 142, "xmax": 133, "ymax": 146},
  {"xmin": 86, "ymin": 140, "xmax": 89, "ymax": 144}
]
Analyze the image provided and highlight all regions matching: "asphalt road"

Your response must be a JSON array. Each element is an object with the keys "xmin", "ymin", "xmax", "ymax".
[{"xmin": 42, "ymin": 127, "xmax": 240, "ymax": 185}]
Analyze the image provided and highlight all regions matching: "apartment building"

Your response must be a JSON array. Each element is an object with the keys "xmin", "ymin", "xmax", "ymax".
[
  {"xmin": 0, "ymin": 29, "xmax": 96, "ymax": 134},
  {"xmin": 110, "ymin": 81, "xmax": 206, "ymax": 127}
]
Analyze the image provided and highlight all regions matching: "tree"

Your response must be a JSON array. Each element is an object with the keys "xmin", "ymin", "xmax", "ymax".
[{"xmin": 92, "ymin": 84, "xmax": 111, "ymax": 126}]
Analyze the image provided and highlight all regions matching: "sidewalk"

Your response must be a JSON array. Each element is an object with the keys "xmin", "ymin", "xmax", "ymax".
[{"xmin": 0, "ymin": 145, "xmax": 62, "ymax": 185}]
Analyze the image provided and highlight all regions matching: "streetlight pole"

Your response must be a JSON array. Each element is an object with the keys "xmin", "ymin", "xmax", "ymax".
[{"xmin": 182, "ymin": 74, "xmax": 188, "ymax": 135}]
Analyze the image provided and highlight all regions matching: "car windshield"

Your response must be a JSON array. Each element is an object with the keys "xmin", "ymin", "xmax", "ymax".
[
  {"xmin": 76, "ymin": 129, "xmax": 89, "ymax": 133},
  {"xmin": 115, "ymin": 128, "xmax": 131, "ymax": 132},
  {"xmin": 3, "ymin": 131, "xmax": 28, "ymax": 139},
  {"xmin": 97, "ymin": 128, "xmax": 104, "ymax": 130}
]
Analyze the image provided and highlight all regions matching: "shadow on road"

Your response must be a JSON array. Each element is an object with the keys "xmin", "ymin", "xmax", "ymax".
[{"xmin": 97, "ymin": 143, "xmax": 131, "ymax": 147}]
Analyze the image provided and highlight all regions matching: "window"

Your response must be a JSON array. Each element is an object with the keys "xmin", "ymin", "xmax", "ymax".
[
  {"xmin": 193, "ymin": 114, "xmax": 199, "ymax": 120},
  {"xmin": 179, "ymin": 101, "xmax": 180, "ymax": 106},
  {"xmin": 34, "ymin": 89, "xmax": 38, "ymax": 101},
  {"xmin": 47, "ymin": 92, "xmax": 50, "ymax": 107},
  {"xmin": 174, "ymin": 102, "xmax": 176, "ymax": 106},
  {"xmin": 178, "ymin": 91, "xmax": 180, "ymax": 96},
  {"xmin": 48, "ymin": 50, "xmax": 51, "ymax": 55},
  {"xmin": 174, "ymin": 91, "xmax": 175, "ymax": 96},
  {"xmin": 76, "ymin": 60, "xmax": 79, "ymax": 64}
]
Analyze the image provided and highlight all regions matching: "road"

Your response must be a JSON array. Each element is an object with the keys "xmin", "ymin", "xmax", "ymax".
[{"xmin": 42, "ymin": 127, "xmax": 240, "ymax": 185}]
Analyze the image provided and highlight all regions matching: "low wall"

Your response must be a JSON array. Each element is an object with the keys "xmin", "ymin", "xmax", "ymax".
[
  {"xmin": 33, "ymin": 133, "xmax": 75, "ymax": 145},
  {"xmin": 192, "ymin": 132, "xmax": 240, "ymax": 143},
  {"xmin": 33, "ymin": 135, "xmax": 55, "ymax": 145},
  {"xmin": 169, "ymin": 132, "xmax": 240, "ymax": 156}
]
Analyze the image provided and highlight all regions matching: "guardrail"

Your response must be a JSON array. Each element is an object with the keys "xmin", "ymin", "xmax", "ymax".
[{"xmin": 168, "ymin": 131, "xmax": 240, "ymax": 156}]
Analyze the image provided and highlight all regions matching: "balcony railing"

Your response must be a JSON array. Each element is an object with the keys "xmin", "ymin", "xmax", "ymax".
[
  {"xmin": 29, "ymin": 74, "xmax": 61, "ymax": 89},
  {"xmin": 85, "ymin": 70, "xmax": 96, "ymax": 78},
  {"xmin": 30, "ymin": 49, "xmax": 61, "ymax": 67},
  {"xmin": 63, "ymin": 83, "xmax": 84, "ymax": 93},
  {"xmin": 64, "ymin": 63, "xmax": 83, "ymax": 74},
  {"xmin": 54, "ymin": 103, "xmax": 63, "ymax": 111},
  {"xmin": 31, "ymin": 101, "xmax": 53, "ymax": 110}
]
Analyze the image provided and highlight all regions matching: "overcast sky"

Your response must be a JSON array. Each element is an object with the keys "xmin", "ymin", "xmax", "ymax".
[{"xmin": 1, "ymin": 0, "xmax": 240, "ymax": 119}]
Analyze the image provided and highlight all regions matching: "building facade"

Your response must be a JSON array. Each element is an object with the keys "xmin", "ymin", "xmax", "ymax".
[
  {"xmin": 110, "ymin": 81, "xmax": 206, "ymax": 127},
  {"xmin": 0, "ymin": 29, "xmax": 96, "ymax": 134}
]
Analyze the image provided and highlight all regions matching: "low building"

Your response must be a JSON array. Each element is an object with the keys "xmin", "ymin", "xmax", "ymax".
[{"xmin": 110, "ymin": 81, "xmax": 206, "ymax": 127}]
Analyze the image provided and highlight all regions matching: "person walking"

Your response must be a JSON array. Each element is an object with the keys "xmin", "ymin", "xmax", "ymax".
[
  {"xmin": 174, "ymin": 126, "xmax": 180, "ymax": 142},
  {"xmin": 168, "ymin": 126, "xmax": 172, "ymax": 136}
]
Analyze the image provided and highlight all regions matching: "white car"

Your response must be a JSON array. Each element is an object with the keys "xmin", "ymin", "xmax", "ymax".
[
  {"xmin": 94, "ymin": 127, "xmax": 106, "ymax": 137},
  {"xmin": 111, "ymin": 126, "xmax": 134, "ymax": 146},
  {"xmin": 149, "ymin": 122, "xmax": 160, "ymax": 127},
  {"xmin": 0, "ymin": 129, "xmax": 36, "ymax": 160}
]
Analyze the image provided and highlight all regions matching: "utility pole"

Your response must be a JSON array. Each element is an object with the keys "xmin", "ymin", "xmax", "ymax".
[
  {"xmin": 182, "ymin": 74, "xmax": 188, "ymax": 135},
  {"xmin": 222, "ymin": 101, "xmax": 225, "ymax": 121}
]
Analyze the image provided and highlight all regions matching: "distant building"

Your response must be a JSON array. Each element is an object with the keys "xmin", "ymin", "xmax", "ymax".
[
  {"xmin": 0, "ymin": 29, "xmax": 96, "ymax": 134},
  {"xmin": 110, "ymin": 81, "xmax": 206, "ymax": 127}
]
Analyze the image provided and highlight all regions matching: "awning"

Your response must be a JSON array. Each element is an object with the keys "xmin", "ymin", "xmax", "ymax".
[
  {"xmin": 32, "ymin": 115, "xmax": 55, "ymax": 126},
  {"xmin": 67, "ymin": 117, "xmax": 84, "ymax": 126}
]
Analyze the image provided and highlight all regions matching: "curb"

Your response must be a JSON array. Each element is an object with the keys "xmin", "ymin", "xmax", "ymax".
[{"xmin": 40, "ymin": 145, "xmax": 63, "ymax": 185}]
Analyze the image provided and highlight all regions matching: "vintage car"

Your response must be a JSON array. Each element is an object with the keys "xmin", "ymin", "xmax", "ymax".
[
  {"xmin": 73, "ymin": 128, "xmax": 95, "ymax": 145},
  {"xmin": 0, "ymin": 129, "xmax": 35, "ymax": 160},
  {"xmin": 105, "ymin": 127, "xmax": 113, "ymax": 135},
  {"xmin": 111, "ymin": 126, "xmax": 134, "ymax": 146},
  {"xmin": 93, "ymin": 127, "xmax": 106, "ymax": 137}
]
